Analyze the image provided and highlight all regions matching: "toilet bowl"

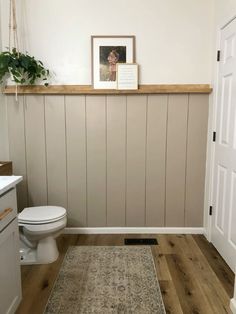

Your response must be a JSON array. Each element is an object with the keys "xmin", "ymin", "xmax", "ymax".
[{"xmin": 18, "ymin": 206, "xmax": 67, "ymax": 265}]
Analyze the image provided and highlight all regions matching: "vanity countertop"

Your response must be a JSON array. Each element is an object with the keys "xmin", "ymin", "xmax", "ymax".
[{"xmin": 0, "ymin": 176, "xmax": 23, "ymax": 196}]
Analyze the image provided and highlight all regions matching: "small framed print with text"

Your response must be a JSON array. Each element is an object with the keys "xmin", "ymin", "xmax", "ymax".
[{"xmin": 117, "ymin": 63, "xmax": 138, "ymax": 90}]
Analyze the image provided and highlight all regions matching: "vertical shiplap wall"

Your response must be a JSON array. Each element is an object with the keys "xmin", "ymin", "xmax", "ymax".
[{"xmin": 6, "ymin": 94, "xmax": 209, "ymax": 227}]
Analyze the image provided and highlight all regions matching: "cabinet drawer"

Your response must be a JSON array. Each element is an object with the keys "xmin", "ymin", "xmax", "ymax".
[{"xmin": 0, "ymin": 188, "xmax": 17, "ymax": 232}]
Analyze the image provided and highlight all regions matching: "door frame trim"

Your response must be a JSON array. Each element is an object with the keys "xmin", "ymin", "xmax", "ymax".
[{"xmin": 221, "ymin": 15, "xmax": 236, "ymax": 30}]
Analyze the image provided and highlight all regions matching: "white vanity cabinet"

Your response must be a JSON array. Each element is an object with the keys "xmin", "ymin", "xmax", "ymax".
[{"xmin": 0, "ymin": 177, "xmax": 22, "ymax": 314}]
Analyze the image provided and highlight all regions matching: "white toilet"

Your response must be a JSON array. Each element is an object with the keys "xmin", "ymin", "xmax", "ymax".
[{"xmin": 18, "ymin": 206, "xmax": 67, "ymax": 265}]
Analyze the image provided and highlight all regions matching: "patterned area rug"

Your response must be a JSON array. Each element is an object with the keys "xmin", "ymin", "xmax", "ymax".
[{"xmin": 44, "ymin": 246, "xmax": 166, "ymax": 314}]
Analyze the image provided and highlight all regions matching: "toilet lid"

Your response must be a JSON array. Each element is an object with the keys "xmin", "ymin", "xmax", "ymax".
[{"xmin": 18, "ymin": 206, "xmax": 67, "ymax": 224}]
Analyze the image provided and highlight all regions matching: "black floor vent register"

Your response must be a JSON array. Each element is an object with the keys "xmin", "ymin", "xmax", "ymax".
[{"xmin": 124, "ymin": 238, "xmax": 158, "ymax": 245}]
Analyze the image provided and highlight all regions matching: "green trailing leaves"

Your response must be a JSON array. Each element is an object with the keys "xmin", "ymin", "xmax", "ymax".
[{"xmin": 0, "ymin": 48, "xmax": 50, "ymax": 86}]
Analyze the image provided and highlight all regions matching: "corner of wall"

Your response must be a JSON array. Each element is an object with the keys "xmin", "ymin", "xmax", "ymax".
[
  {"xmin": 0, "ymin": 95, "xmax": 10, "ymax": 161},
  {"xmin": 0, "ymin": 1, "xmax": 10, "ymax": 161}
]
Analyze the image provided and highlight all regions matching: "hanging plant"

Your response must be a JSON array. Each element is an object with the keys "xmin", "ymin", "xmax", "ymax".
[
  {"xmin": 0, "ymin": 48, "xmax": 49, "ymax": 86},
  {"xmin": 0, "ymin": 0, "xmax": 50, "ymax": 89}
]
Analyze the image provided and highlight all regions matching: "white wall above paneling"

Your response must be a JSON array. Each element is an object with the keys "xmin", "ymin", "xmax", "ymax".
[{"xmin": 0, "ymin": 0, "xmax": 214, "ymax": 84}]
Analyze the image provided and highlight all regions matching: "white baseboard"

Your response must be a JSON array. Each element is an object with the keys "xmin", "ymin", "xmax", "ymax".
[
  {"xmin": 230, "ymin": 298, "xmax": 236, "ymax": 314},
  {"xmin": 64, "ymin": 227, "xmax": 205, "ymax": 235}
]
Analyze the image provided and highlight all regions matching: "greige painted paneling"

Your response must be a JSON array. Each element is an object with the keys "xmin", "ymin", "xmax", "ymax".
[
  {"xmin": 65, "ymin": 96, "xmax": 87, "ymax": 227},
  {"xmin": 166, "ymin": 95, "xmax": 188, "ymax": 227},
  {"xmin": 126, "ymin": 96, "xmax": 147, "ymax": 226},
  {"xmin": 146, "ymin": 95, "xmax": 168, "ymax": 226},
  {"xmin": 106, "ymin": 96, "xmax": 126, "ymax": 227},
  {"xmin": 25, "ymin": 96, "xmax": 47, "ymax": 206},
  {"xmin": 86, "ymin": 96, "xmax": 106, "ymax": 227},
  {"xmin": 6, "ymin": 94, "xmax": 209, "ymax": 227},
  {"xmin": 185, "ymin": 94, "xmax": 209, "ymax": 227},
  {"xmin": 45, "ymin": 96, "xmax": 67, "ymax": 208},
  {"xmin": 7, "ymin": 96, "xmax": 28, "ymax": 211}
]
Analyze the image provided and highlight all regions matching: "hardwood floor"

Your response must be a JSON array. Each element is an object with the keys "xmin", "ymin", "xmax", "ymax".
[{"xmin": 16, "ymin": 234, "xmax": 235, "ymax": 314}]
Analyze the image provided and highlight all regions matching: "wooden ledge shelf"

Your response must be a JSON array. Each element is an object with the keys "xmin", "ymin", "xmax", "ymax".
[{"xmin": 4, "ymin": 84, "xmax": 212, "ymax": 95}]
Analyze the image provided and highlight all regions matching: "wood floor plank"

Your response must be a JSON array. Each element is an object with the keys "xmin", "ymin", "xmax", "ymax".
[
  {"xmin": 193, "ymin": 235, "xmax": 235, "ymax": 298},
  {"xmin": 158, "ymin": 234, "xmax": 185, "ymax": 254},
  {"xmin": 166, "ymin": 253, "xmax": 215, "ymax": 314},
  {"xmin": 159, "ymin": 280, "xmax": 183, "ymax": 314},
  {"xmin": 16, "ymin": 234, "xmax": 234, "ymax": 314},
  {"xmin": 151, "ymin": 246, "xmax": 172, "ymax": 281},
  {"xmin": 159, "ymin": 234, "xmax": 232, "ymax": 313},
  {"xmin": 175, "ymin": 235, "xmax": 231, "ymax": 313}
]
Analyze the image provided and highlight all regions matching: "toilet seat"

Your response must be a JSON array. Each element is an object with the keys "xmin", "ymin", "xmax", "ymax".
[
  {"xmin": 20, "ymin": 216, "xmax": 67, "ymax": 233},
  {"xmin": 18, "ymin": 206, "xmax": 67, "ymax": 225}
]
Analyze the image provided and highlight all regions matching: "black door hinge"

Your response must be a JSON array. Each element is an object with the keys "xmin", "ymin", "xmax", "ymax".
[
  {"xmin": 213, "ymin": 131, "xmax": 216, "ymax": 142},
  {"xmin": 217, "ymin": 50, "xmax": 221, "ymax": 62},
  {"xmin": 209, "ymin": 206, "xmax": 213, "ymax": 216}
]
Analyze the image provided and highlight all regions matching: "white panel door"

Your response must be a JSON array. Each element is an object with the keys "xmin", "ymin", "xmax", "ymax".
[{"xmin": 212, "ymin": 18, "xmax": 236, "ymax": 271}]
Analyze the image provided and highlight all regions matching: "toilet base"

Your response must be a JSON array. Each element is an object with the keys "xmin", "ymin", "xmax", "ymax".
[{"xmin": 20, "ymin": 236, "xmax": 59, "ymax": 265}]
